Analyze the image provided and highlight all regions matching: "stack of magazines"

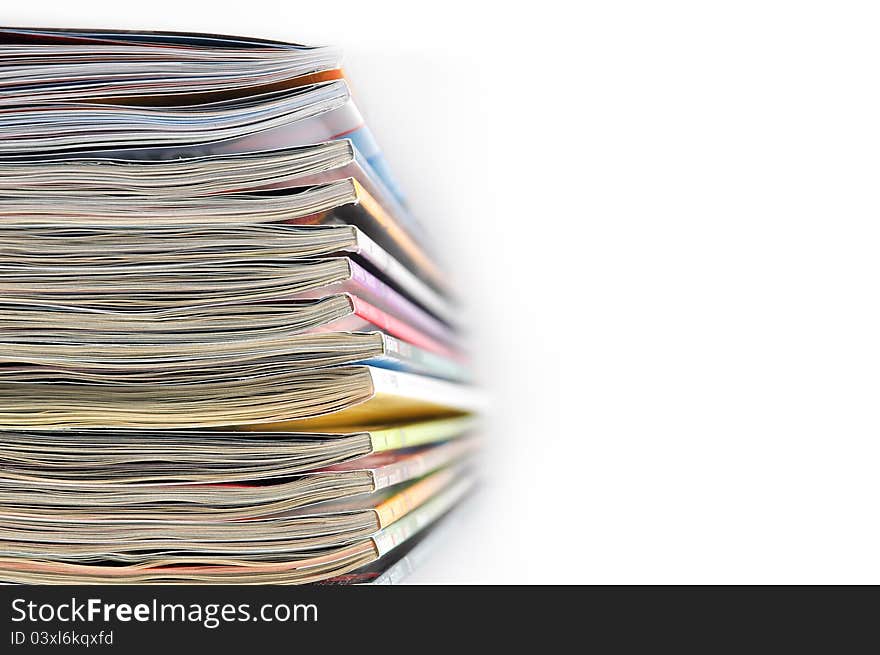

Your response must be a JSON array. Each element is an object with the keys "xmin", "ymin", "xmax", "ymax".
[{"xmin": 0, "ymin": 26, "xmax": 480, "ymax": 584}]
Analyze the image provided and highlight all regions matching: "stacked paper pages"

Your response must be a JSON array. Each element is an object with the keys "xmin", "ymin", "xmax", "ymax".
[{"xmin": 0, "ymin": 26, "xmax": 480, "ymax": 584}]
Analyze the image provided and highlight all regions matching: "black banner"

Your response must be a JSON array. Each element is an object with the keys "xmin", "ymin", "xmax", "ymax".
[{"xmin": 0, "ymin": 585, "xmax": 875, "ymax": 652}]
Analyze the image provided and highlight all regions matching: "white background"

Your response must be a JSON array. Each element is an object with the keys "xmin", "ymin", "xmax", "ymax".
[{"xmin": 8, "ymin": 1, "xmax": 880, "ymax": 583}]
